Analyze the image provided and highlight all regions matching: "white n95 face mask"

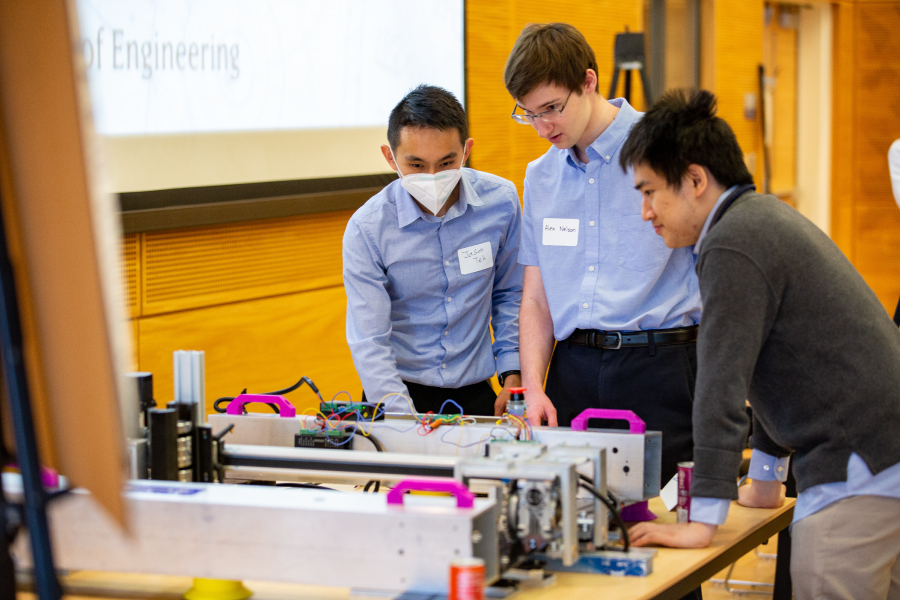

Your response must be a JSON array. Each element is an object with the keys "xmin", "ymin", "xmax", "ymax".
[{"xmin": 391, "ymin": 150, "xmax": 463, "ymax": 215}]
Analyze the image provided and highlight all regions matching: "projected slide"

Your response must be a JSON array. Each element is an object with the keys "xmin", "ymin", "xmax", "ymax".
[{"xmin": 75, "ymin": 1, "xmax": 466, "ymax": 136}]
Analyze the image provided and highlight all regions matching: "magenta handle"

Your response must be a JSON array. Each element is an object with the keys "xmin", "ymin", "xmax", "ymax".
[
  {"xmin": 386, "ymin": 478, "xmax": 475, "ymax": 509},
  {"xmin": 7, "ymin": 464, "xmax": 59, "ymax": 488},
  {"xmin": 570, "ymin": 408, "xmax": 646, "ymax": 433},
  {"xmin": 225, "ymin": 394, "xmax": 297, "ymax": 418}
]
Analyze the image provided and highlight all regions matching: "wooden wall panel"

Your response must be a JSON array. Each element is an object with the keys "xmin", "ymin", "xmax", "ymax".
[
  {"xmin": 832, "ymin": 1, "xmax": 900, "ymax": 314},
  {"xmin": 141, "ymin": 211, "xmax": 351, "ymax": 316},
  {"xmin": 123, "ymin": 233, "xmax": 140, "ymax": 318},
  {"xmin": 711, "ymin": 0, "xmax": 766, "ymax": 187},
  {"xmin": 764, "ymin": 5, "xmax": 798, "ymax": 197},
  {"xmin": 137, "ymin": 286, "xmax": 358, "ymax": 417},
  {"xmin": 831, "ymin": 2, "xmax": 856, "ymax": 256}
]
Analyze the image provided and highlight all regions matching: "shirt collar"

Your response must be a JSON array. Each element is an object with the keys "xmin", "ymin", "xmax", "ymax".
[
  {"xmin": 395, "ymin": 169, "xmax": 482, "ymax": 228},
  {"xmin": 565, "ymin": 97, "xmax": 638, "ymax": 168},
  {"xmin": 694, "ymin": 185, "xmax": 738, "ymax": 255}
]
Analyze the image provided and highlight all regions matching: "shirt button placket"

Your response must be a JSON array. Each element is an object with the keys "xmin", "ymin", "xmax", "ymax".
[{"xmin": 440, "ymin": 227, "xmax": 452, "ymax": 378}]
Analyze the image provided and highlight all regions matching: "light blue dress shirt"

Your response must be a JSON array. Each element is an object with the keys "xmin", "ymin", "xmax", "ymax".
[
  {"xmin": 692, "ymin": 450, "xmax": 900, "ymax": 526},
  {"xmin": 689, "ymin": 186, "xmax": 900, "ymax": 525},
  {"xmin": 518, "ymin": 98, "xmax": 701, "ymax": 339},
  {"xmin": 343, "ymin": 168, "xmax": 523, "ymax": 410}
]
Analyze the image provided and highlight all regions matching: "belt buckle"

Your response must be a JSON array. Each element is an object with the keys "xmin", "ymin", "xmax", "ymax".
[{"xmin": 603, "ymin": 332, "xmax": 623, "ymax": 350}]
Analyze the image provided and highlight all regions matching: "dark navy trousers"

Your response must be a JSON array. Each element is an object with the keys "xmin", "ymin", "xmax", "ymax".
[{"xmin": 545, "ymin": 339, "xmax": 698, "ymax": 488}]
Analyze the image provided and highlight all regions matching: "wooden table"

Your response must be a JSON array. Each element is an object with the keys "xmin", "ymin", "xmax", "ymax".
[{"xmin": 17, "ymin": 498, "xmax": 794, "ymax": 600}]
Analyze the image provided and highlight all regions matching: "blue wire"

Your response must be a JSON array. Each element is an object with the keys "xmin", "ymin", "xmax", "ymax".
[
  {"xmin": 330, "ymin": 390, "xmax": 352, "ymax": 403},
  {"xmin": 324, "ymin": 425, "xmax": 357, "ymax": 446},
  {"xmin": 438, "ymin": 398, "xmax": 464, "ymax": 415},
  {"xmin": 375, "ymin": 420, "xmax": 420, "ymax": 434}
]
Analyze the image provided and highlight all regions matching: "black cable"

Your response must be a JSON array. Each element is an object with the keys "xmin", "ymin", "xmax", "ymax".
[
  {"xmin": 578, "ymin": 473, "xmax": 621, "ymax": 509},
  {"xmin": 264, "ymin": 376, "xmax": 324, "ymax": 402},
  {"xmin": 359, "ymin": 430, "xmax": 385, "ymax": 452},
  {"xmin": 212, "ymin": 376, "xmax": 324, "ymax": 413},
  {"xmin": 274, "ymin": 482, "xmax": 337, "ymax": 491},
  {"xmin": 607, "ymin": 489, "xmax": 619, "ymax": 509},
  {"xmin": 579, "ymin": 482, "xmax": 630, "ymax": 552},
  {"xmin": 363, "ymin": 480, "xmax": 381, "ymax": 493},
  {"xmin": 212, "ymin": 397, "xmax": 233, "ymax": 413},
  {"xmin": 326, "ymin": 426, "xmax": 385, "ymax": 452}
]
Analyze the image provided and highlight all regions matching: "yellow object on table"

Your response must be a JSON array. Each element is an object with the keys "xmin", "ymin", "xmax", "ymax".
[{"xmin": 184, "ymin": 579, "xmax": 253, "ymax": 600}]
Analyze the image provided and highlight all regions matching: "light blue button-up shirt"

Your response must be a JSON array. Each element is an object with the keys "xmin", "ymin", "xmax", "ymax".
[
  {"xmin": 692, "ymin": 450, "xmax": 900, "ymax": 526},
  {"xmin": 518, "ymin": 98, "xmax": 701, "ymax": 338},
  {"xmin": 343, "ymin": 168, "xmax": 523, "ymax": 410}
]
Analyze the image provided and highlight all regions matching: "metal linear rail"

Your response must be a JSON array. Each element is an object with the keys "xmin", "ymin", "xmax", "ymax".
[{"xmin": 221, "ymin": 444, "xmax": 459, "ymax": 484}]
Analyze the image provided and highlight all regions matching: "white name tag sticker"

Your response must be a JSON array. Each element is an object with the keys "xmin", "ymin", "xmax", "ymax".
[
  {"xmin": 542, "ymin": 218, "xmax": 580, "ymax": 246},
  {"xmin": 458, "ymin": 241, "xmax": 493, "ymax": 275}
]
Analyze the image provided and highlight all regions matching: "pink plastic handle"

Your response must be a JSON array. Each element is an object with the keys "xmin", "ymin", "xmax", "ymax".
[
  {"xmin": 225, "ymin": 394, "xmax": 297, "ymax": 418},
  {"xmin": 570, "ymin": 408, "xmax": 646, "ymax": 433},
  {"xmin": 620, "ymin": 500, "xmax": 657, "ymax": 522},
  {"xmin": 386, "ymin": 478, "xmax": 475, "ymax": 509},
  {"xmin": 7, "ymin": 464, "xmax": 59, "ymax": 488}
]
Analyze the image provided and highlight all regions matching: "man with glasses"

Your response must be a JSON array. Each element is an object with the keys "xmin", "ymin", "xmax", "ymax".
[
  {"xmin": 343, "ymin": 85, "xmax": 524, "ymax": 416},
  {"xmin": 503, "ymin": 24, "xmax": 702, "ymax": 489}
]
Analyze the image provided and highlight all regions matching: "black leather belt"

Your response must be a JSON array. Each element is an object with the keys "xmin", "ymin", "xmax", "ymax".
[{"xmin": 568, "ymin": 325, "xmax": 698, "ymax": 349}]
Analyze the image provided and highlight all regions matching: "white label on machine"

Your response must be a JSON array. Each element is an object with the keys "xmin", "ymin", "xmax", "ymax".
[{"xmin": 660, "ymin": 474, "xmax": 679, "ymax": 511}]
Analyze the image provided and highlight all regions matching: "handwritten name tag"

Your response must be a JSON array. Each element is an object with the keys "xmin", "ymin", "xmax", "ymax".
[
  {"xmin": 458, "ymin": 241, "xmax": 493, "ymax": 275},
  {"xmin": 542, "ymin": 218, "xmax": 579, "ymax": 246}
]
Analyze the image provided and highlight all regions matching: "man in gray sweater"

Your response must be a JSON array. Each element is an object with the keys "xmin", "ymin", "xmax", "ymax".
[{"xmin": 619, "ymin": 89, "xmax": 900, "ymax": 600}]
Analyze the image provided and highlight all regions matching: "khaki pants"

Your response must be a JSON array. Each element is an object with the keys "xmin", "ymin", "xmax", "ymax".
[{"xmin": 792, "ymin": 495, "xmax": 900, "ymax": 600}]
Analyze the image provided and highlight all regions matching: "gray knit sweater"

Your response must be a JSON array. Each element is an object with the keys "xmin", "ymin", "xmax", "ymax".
[{"xmin": 692, "ymin": 191, "xmax": 900, "ymax": 499}]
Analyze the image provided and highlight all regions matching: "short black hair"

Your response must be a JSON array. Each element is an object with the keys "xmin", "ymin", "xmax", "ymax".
[
  {"xmin": 620, "ymin": 89, "xmax": 754, "ymax": 190},
  {"xmin": 387, "ymin": 85, "xmax": 468, "ymax": 151}
]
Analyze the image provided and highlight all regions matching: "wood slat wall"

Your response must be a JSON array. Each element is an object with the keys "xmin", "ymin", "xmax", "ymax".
[
  {"xmin": 705, "ymin": 0, "xmax": 766, "ymax": 186},
  {"xmin": 140, "ymin": 211, "xmax": 349, "ymax": 316},
  {"xmin": 764, "ymin": 5, "xmax": 799, "ymax": 197},
  {"xmin": 832, "ymin": 1, "xmax": 900, "ymax": 314}
]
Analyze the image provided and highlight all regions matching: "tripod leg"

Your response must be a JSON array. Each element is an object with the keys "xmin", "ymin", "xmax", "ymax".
[
  {"xmin": 639, "ymin": 66, "xmax": 653, "ymax": 107},
  {"xmin": 609, "ymin": 68, "xmax": 620, "ymax": 99}
]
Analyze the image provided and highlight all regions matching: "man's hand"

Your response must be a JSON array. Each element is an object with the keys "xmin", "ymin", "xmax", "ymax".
[
  {"xmin": 628, "ymin": 522, "xmax": 718, "ymax": 549},
  {"xmin": 494, "ymin": 374, "xmax": 522, "ymax": 416},
  {"xmin": 524, "ymin": 388, "xmax": 557, "ymax": 426},
  {"xmin": 737, "ymin": 479, "xmax": 786, "ymax": 508}
]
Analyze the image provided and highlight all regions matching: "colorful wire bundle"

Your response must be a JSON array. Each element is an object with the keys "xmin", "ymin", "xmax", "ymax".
[{"xmin": 296, "ymin": 392, "xmax": 533, "ymax": 451}]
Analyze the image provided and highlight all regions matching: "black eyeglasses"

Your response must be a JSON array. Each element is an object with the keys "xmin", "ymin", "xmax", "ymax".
[{"xmin": 510, "ymin": 91, "xmax": 573, "ymax": 124}]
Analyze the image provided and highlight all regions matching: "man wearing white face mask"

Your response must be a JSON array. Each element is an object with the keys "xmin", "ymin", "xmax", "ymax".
[{"xmin": 342, "ymin": 85, "xmax": 524, "ymax": 416}]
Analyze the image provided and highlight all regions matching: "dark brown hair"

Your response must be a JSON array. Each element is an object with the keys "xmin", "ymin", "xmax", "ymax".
[
  {"xmin": 387, "ymin": 85, "xmax": 468, "ymax": 151},
  {"xmin": 504, "ymin": 23, "xmax": 599, "ymax": 100},
  {"xmin": 620, "ymin": 89, "xmax": 754, "ymax": 189}
]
